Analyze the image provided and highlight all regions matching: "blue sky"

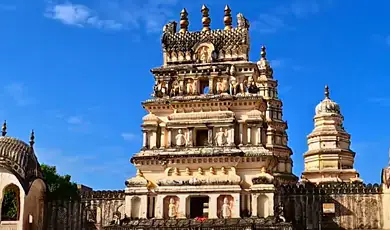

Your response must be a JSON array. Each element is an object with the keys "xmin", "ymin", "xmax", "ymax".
[{"xmin": 1, "ymin": 0, "xmax": 389, "ymax": 190}]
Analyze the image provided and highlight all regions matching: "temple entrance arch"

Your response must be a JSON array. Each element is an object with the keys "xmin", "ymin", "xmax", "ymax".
[
  {"xmin": 257, "ymin": 195, "xmax": 269, "ymax": 218},
  {"xmin": 187, "ymin": 195, "xmax": 209, "ymax": 218}
]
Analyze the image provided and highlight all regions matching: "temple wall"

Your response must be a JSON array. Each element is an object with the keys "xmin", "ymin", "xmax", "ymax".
[
  {"xmin": 45, "ymin": 191, "xmax": 125, "ymax": 230},
  {"xmin": 277, "ymin": 183, "xmax": 383, "ymax": 230}
]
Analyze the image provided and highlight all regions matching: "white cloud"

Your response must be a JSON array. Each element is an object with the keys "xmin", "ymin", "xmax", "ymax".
[
  {"xmin": 4, "ymin": 83, "xmax": 35, "ymax": 106},
  {"xmin": 45, "ymin": 2, "xmax": 122, "ymax": 30},
  {"xmin": 121, "ymin": 132, "xmax": 139, "ymax": 142}
]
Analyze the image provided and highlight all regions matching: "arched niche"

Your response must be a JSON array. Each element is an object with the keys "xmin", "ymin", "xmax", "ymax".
[
  {"xmin": 194, "ymin": 42, "xmax": 215, "ymax": 64},
  {"xmin": 163, "ymin": 196, "xmax": 179, "ymax": 219},
  {"xmin": 257, "ymin": 195, "xmax": 269, "ymax": 218},
  {"xmin": 1, "ymin": 183, "xmax": 20, "ymax": 221},
  {"xmin": 217, "ymin": 195, "xmax": 233, "ymax": 218},
  {"xmin": 22, "ymin": 178, "xmax": 46, "ymax": 230},
  {"xmin": 131, "ymin": 196, "xmax": 141, "ymax": 219}
]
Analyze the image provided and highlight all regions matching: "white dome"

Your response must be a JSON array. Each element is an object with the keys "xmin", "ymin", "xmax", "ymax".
[{"xmin": 315, "ymin": 85, "xmax": 341, "ymax": 115}]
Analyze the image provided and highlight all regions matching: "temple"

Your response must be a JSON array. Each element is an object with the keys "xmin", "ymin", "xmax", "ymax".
[{"xmin": 125, "ymin": 5, "xmax": 296, "ymax": 221}]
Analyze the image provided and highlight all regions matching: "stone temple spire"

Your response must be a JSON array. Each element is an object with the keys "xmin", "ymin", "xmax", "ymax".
[
  {"xmin": 180, "ymin": 8, "xmax": 189, "ymax": 33},
  {"xmin": 302, "ymin": 85, "xmax": 362, "ymax": 184},
  {"xmin": 223, "ymin": 5, "xmax": 232, "ymax": 30},
  {"xmin": 201, "ymin": 5, "xmax": 211, "ymax": 31}
]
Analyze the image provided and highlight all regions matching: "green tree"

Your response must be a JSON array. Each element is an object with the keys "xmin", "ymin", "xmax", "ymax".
[
  {"xmin": 40, "ymin": 164, "xmax": 80, "ymax": 200},
  {"xmin": 1, "ymin": 188, "xmax": 18, "ymax": 220}
]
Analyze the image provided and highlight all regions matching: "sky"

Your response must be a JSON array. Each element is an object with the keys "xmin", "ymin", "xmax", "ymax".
[{"xmin": 0, "ymin": 0, "xmax": 390, "ymax": 190}]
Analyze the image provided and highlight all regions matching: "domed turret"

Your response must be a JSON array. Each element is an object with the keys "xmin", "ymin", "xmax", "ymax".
[{"xmin": 315, "ymin": 85, "xmax": 341, "ymax": 116}]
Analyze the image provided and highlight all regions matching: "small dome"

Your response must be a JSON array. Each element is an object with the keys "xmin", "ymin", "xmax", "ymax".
[
  {"xmin": 315, "ymin": 85, "xmax": 341, "ymax": 115},
  {"xmin": 142, "ymin": 113, "xmax": 159, "ymax": 122}
]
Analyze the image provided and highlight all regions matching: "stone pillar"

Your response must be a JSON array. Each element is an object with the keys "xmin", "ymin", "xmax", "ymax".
[
  {"xmin": 179, "ymin": 78, "xmax": 184, "ymax": 95},
  {"xmin": 251, "ymin": 194, "xmax": 258, "ymax": 217},
  {"xmin": 155, "ymin": 195, "xmax": 166, "ymax": 219},
  {"xmin": 160, "ymin": 128, "xmax": 166, "ymax": 149},
  {"xmin": 209, "ymin": 77, "xmax": 214, "ymax": 94},
  {"xmin": 177, "ymin": 194, "xmax": 188, "ymax": 218},
  {"xmin": 208, "ymin": 127, "xmax": 213, "ymax": 146},
  {"xmin": 239, "ymin": 123, "xmax": 243, "ymax": 146},
  {"xmin": 140, "ymin": 195, "xmax": 148, "ymax": 218},
  {"xmin": 208, "ymin": 194, "xmax": 219, "ymax": 219},
  {"xmin": 232, "ymin": 193, "xmax": 240, "ymax": 218},
  {"xmin": 257, "ymin": 126, "xmax": 262, "ymax": 145},
  {"xmin": 150, "ymin": 131, "xmax": 157, "ymax": 149},
  {"xmin": 167, "ymin": 129, "xmax": 172, "ymax": 147},
  {"xmin": 187, "ymin": 128, "xmax": 193, "ymax": 147},
  {"xmin": 229, "ymin": 126, "xmax": 234, "ymax": 146},
  {"xmin": 247, "ymin": 125, "xmax": 252, "ymax": 145},
  {"xmin": 142, "ymin": 131, "xmax": 147, "ymax": 148},
  {"xmin": 266, "ymin": 102, "xmax": 271, "ymax": 120},
  {"xmin": 125, "ymin": 195, "xmax": 132, "ymax": 218}
]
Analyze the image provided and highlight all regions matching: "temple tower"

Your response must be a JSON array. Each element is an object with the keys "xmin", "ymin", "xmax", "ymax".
[
  {"xmin": 125, "ymin": 6, "xmax": 297, "ymax": 220},
  {"xmin": 301, "ymin": 86, "xmax": 362, "ymax": 184}
]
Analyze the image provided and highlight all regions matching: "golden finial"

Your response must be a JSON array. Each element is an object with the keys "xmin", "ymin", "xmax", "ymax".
[
  {"xmin": 1, "ymin": 120, "xmax": 6, "ymax": 137},
  {"xmin": 180, "ymin": 8, "xmax": 189, "ymax": 33},
  {"xmin": 325, "ymin": 85, "xmax": 330, "ymax": 99},
  {"xmin": 261, "ymin": 45, "xmax": 267, "ymax": 59},
  {"xmin": 201, "ymin": 5, "xmax": 211, "ymax": 32},
  {"xmin": 224, "ymin": 5, "xmax": 232, "ymax": 30},
  {"xmin": 29, "ymin": 129, "xmax": 35, "ymax": 148}
]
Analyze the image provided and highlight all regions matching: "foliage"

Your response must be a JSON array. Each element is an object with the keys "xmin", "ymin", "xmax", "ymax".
[
  {"xmin": 1, "ymin": 189, "xmax": 18, "ymax": 220},
  {"xmin": 40, "ymin": 164, "xmax": 80, "ymax": 200}
]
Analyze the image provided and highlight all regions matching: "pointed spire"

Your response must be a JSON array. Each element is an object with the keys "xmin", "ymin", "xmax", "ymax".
[
  {"xmin": 224, "ymin": 5, "xmax": 232, "ymax": 30},
  {"xmin": 1, "ymin": 120, "xmax": 6, "ymax": 137},
  {"xmin": 179, "ymin": 8, "xmax": 189, "ymax": 33},
  {"xmin": 29, "ymin": 129, "xmax": 35, "ymax": 148},
  {"xmin": 261, "ymin": 45, "xmax": 267, "ymax": 59},
  {"xmin": 325, "ymin": 85, "xmax": 330, "ymax": 99},
  {"xmin": 201, "ymin": 5, "xmax": 211, "ymax": 32}
]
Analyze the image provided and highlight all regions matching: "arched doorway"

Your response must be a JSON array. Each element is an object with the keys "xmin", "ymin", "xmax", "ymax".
[
  {"xmin": 1, "ymin": 183, "xmax": 20, "ymax": 221},
  {"xmin": 131, "ymin": 196, "xmax": 141, "ymax": 219}
]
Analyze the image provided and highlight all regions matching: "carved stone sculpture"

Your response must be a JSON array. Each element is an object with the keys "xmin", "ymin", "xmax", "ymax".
[
  {"xmin": 198, "ymin": 167, "xmax": 204, "ymax": 175},
  {"xmin": 175, "ymin": 129, "xmax": 186, "ymax": 147},
  {"xmin": 162, "ymin": 21, "xmax": 177, "ymax": 34},
  {"xmin": 237, "ymin": 13, "xmax": 250, "ymax": 29},
  {"xmin": 186, "ymin": 79, "xmax": 194, "ymax": 95},
  {"xmin": 185, "ymin": 167, "xmax": 191, "ymax": 176},
  {"xmin": 230, "ymin": 77, "xmax": 238, "ymax": 95},
  {"xmin": 199, "ymin": 46, "xmax": 210, "ymax": 63},
  {"xmin": 154, "ymin": 80, "xmax": 167, "ymax": 97},
  {"xmin": 216, "ymin": 78, "xmax": 223, "ymax": 94},
  {"xmin": 215, "ymin": 128, "xmax": 227, "ymax": 146},
  {"xmin": 168, "ymin": 198, "xmax": 177, "ymax": 218},
  {"xmin": 222, "ymin": 78, "xmax": 229, "ymax": 93},
  {"xmin": 170, "ymin": 80, "xmax": 180, "ymax": 96},
  {"xmin": 222, "ymin": 197, "xmax": 231, "ymax": 219},
  {"xmin": 238, "ymin": 79, "xmax": 246, "ymax": 94}
]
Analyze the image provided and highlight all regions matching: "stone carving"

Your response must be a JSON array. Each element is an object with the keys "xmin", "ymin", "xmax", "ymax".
[
  {"xmin": 382, "ymin": 167, "xmax": 390, "ymax": 188},
  {"xmin": 170, "ymin": 80, "xmax": 180, "ymax": 96},
  {"xmin": 229, "ymin": 65, "xmax": 236, "ymax": 76},
  {"xmin": 238, "ymin": 78, "xmax": 247, "ymax": 94},
  {"xmin": 154, "ymin": 80, "xmax": 167, "ymax": 98},
  {"xmin": 162, "ymin": 21, "xmax": 177, "ymax": 34},
  {"xmin": 247, "ymin": 76, "xmax": 259, "ymax": 94},
  {"xmin": 276, "ymin": 203, "xmax": 285, "ymax": 223},
  {"xmin": 209, "ymin": 167, "xmax": 215, "ymax": 175},
  {"xmin": 168, "ymin": 198, "xmax": 177, "ymax": 218},
  {"xmin": 199, "ymin": 46, "xmax": 210, "ymax": 63},
  {"xmin": 186, "ymin": 79, "xmax": 197, "ymax": 95},
  {"xmin": 198, "ymin": 167, "xmax": 204, "ymax": 175},
  {"xmin": 216, "ymin": 78, "xmax": 224, "ymax": 94},
  {"xmin": 125, "ymin": 169, "xmax": 148, "ymax": 187},
  {"xmin": 230, "ymin": 77, "xmax": 238, "ymax": 95},
  {"xmin": 111, "ymin": 211, "xmax": 121, "ymax": 225},
  {"xmin": 215, "ymin": 128, "xmax": 227, "ymax": 146},
  {"xmin": 237, "ymin": 13, "xmax": 250, "ymax": 29},
  {"xmin": 175, "ymin": 129, "xmax": 186, "ymax": 147},
  {"xmin": 252, "ymin": 167, "xmax": 274, "ymax": 184},
  {"xmin": 222, "ymin": 197, "xmax": 231, "ymax": 219},
  {"xmin": 221, "ymin": 167, "xmax": 227, "ymax": 175},
  {"xmin": 185, "ymin": 167, "xmax": 191, "ymax": 176}
]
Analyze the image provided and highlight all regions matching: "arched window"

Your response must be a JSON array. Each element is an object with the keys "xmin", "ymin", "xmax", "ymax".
[
  {"xmin": 131, "ymin": 196, "xmax": 141, "ymax": 219},
  {"xmin": 1, "ymin": 184, "xmax": 20, "ymax": 221}
]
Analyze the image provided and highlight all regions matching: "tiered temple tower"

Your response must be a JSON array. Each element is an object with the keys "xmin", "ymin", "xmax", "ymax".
[
  {"xmin": 301, "ymin": 86, "xmax": 362, "ymax": 184},
  {"xmin": 125, "ymin": 5, "xmax": 297, "ymax": 220}
]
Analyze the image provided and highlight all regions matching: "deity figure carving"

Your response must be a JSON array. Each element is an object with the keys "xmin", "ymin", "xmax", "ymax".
[
  {"xmin": 168, "ymin": 198, "xmax": 177, "ymax": 218},
  {"xmin": 221, "ymin": 167, "xmax": 227, "ymax": 175},
  {"xmin": 222, "ymin": 197, "xmax": 232, "ymax": 219},
  {"xmin": 185, "ymin": 167, "xmax": 191, "ymax": 176},
  {"xmin": 112, "ymin": 212, "xmax": 121, "ymax": 225},
  {"xmin": 187, "ymin": 129, "xmax": 193, "ymax": 146},
  {"xmin": 237, "ymin": 13, "xmax": 250, "ymax": 29},
  {"xmin": 198, "ymin": 167, "xmax": 204, "ymax": 175},
  {"xmin": 247, "ymin": 81, "xmax": 259, "ymax": 94},
  {"xmin": 199, "ymin": 46, "xmax": 210, "ymax": 63},
  {"xmin": 238, "ymin": 79, "xmax": 246, "ymax": 94},
  {"xmin": 215, "ymin": 128, "xmax": 227, "ymax": 146},
  {"xmin": 173, "ymin": 167, "xmax": 180, "ymax": 176},
  {"xmin": 154, "ymin": 80, "xmax": 167, "ymax": 97},
  {"xmin": 276, "ymin": 203, "xmax": 286, "ymax": 223},
  {"xmin": 209, "ymin": 167, "xmax": 215, "ymax": 175},
  {"xmin": 230, "ymin": 77, "xmax": 238, "ymax": 95},
  {"xmin": 216, "ymin": 78, "xmax": 224, "ymax": 94},
  {"xmin": 229, "ymin": 65, "xmax": 236, "ymax": 76},
  {"xmin": 222, "ymin": 78, "xmax": 229, "ymax": 93},
  {"xmin": 170, "ymin": 80, "xmax": 180, "ymax": 96},
  {"xmin": 175, "ymin": 129, "xmax": 186, "ymax": 147}
]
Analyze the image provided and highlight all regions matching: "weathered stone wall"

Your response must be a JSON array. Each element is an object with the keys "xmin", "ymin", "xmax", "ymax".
[
  {"xmin": 276, "ymin": 182, "xmax": 382, "ymax": 230},
  {"xmin": 45, "ymin": 190, "xmax": 125, "ymax": 230}
]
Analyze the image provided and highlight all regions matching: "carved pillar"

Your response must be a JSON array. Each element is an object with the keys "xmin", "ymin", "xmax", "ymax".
[
  {"xmin": 187, "ymin": 128, "xmax": 193, "ymax": 147},
  {"xmin": 228, "ymin": 126, "xmax": 234, "ymax": 146},
  {"xmin": 179, "ymin": 78, "xmax": 184, "ymax": 95},
  {"xmin": 140, "ymin": 195, "xmax": 148, "ymax": 218},
  {"xmin": 208, "ymin": 127, "xmax": 213, "ymax": 146},
  {"xmin": 155, "ymin": 195, "xmax": 166, "ymax": 219},
  {"xmin": 232, "ymin": 193, "xmax": 240, "ymax": 218},
  {"xmin": 209, "ymin": 77, "xmax": 214, "ymax": 94},
  {"xmin": 247, "ymin": 125, "xmax": 252, "ymax": 145},
  {"xmin": 251, "ymin": 194, "xmax": 259, "ymax": 217},
  {"xmin": 142, "ymin": 131, "xmax": 147, "ymax": 148},
  {"xmin": 167, "ymin": 129, "xmax": 172, "ymax": 147},
  {"xmin": 208, "ymin": 194, "xmax": 219, "ymax": 219},
  {"xmin": 266, "ymin": 102, "xmax": 271, "ymax": 120},
  {"xmin": 177, "ymin": 194, "xmax": 188, "ymax": 218},
  {"xmin": 239, "ymin": 123, "xmax": 243, "ymax": 146},
  {"xmin": 149, "ymin": 130, "xmax": 157, "ymax": 149},
  {"xmin": 266, "ymin": 127, "xmax": 274, "ymax": 146}
]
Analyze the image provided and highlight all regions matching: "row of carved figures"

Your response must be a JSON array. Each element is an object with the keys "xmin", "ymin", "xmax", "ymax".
[{"xmin": 153, "ymin": 75, "xmax": 276, "ymax": 98}]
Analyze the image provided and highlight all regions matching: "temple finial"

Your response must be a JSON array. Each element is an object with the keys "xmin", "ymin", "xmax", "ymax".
[
  {"xmin": 201, "ymin": 5, "xmax": 210, "ymax": 32},
  {"xmin": 325, "ymin": 85, "xmax": 330, "ymax": 99},
  {"xmin": 224, "ymin": 5, "xmax": 232, "ymax": 30},
  {"xmin": 1, "ymin": 120, "xmax": 6, "ymax": 137},
  {"xmin": 261, "ymin": 45, "xmax": 267, "ymax": 59},
  {"xmin": 180, "ymin": 8, "xmax": 189, "ymax": 33},
  {"xmin": 29, "ymin": 129, "xmax": 35, "ymax": 148}
]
